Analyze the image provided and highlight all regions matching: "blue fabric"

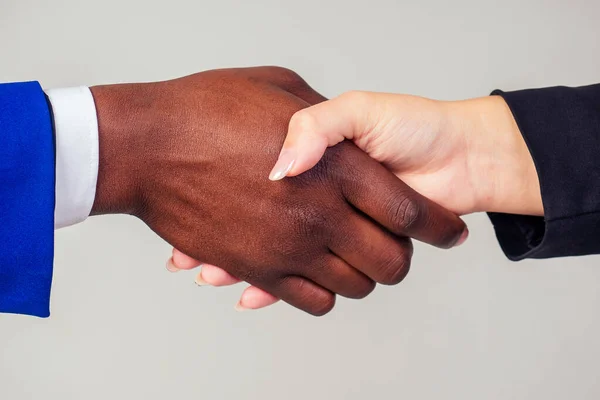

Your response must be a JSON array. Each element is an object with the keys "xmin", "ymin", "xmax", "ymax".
[{"xmin": 0, "ymin": 81, "xmax": 55, "ymax": 317}]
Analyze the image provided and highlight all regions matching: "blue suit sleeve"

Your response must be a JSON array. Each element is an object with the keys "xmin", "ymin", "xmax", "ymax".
[{"xmin": 0, "ymin": 81, "xmax": 55, "ymax": 317}]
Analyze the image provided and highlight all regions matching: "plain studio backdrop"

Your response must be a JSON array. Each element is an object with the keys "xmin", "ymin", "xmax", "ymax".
[{"xmin": 1, "ymin": 0, "xmax": 599, "ymax": 399}]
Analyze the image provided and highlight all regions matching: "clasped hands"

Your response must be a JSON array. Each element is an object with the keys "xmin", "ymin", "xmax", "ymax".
[{"xmin": 90, "ymin": 66, "xmax": 540, "ymax": 315}]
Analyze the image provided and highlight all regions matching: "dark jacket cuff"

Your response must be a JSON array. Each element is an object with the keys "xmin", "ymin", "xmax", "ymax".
[{"xmin": 488, "ymin": 85, "xmax": 600, "ymax": 260}]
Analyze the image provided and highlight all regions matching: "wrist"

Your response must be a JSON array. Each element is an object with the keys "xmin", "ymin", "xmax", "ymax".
[
  {"xmin": 447, "ymin": 96, "xmax": 543, "ymax": 216},
  {"xmin": 89, "ymin": 84, "xmax": 145, "ymax": 216}
]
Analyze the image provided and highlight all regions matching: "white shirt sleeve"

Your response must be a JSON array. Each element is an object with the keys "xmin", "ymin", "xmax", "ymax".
[{"xmin": 45, "ymin": 87, "xmax": 99, "ymax": 229}]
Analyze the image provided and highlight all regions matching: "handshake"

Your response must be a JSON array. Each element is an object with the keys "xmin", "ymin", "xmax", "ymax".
[{"xmin": 90, "ymin": 66, "xmax": 540, "ymax": 315}]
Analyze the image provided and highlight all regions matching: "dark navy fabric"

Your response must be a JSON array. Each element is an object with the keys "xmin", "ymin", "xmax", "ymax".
[{"xmin": 489, "ymin": 85, "xmax": 600, "ymax": 260}]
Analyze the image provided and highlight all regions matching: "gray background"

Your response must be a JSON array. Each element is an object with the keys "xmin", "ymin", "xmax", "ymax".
[{"xmin": 1, "ymin": 0, "xmax": 599, "ymax": 399}]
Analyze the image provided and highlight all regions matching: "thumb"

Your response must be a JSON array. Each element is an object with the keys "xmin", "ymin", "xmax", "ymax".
[{"xmin": 269, "ymin": 91, "xmax": 376, "ymax": 180}]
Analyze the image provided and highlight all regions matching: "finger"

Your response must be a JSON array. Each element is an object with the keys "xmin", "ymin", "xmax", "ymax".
[
  {"xmin": 267, "ymin": 276, "xmax": 336, "ymax": 316},
  {"xmin": 166, "ymin": 258, "xmax": 181, "ymax": 272},
  {"xmin": 269, "ymin": 92, "xmax": 376, "ymax": 181},
  {"xmin": 339, "ymin": 142, "xmax": 468, "ymax": 249},
  {"xmin": 170, "ymin": 249, "xmax": 202, "ymax": 270},
  {"xmin": 328, "ymin": 210, "xmax": 413, "ymax": 285},
  {"xmin": 235, "ymin": 286, "xmax": 280, "ymax": 311},
  {"xmin": 169, "ymin": 249, "xmax": 242, "ymax": 286},
  {"xmin": 196, "ymin": 264, "xmax": 241, "ymax": 286},
  {"xmin": 304, "ymin": 255, "xmax": 376, "ymax": 299}
]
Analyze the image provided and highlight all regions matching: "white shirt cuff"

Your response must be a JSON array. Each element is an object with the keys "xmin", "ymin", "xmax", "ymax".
[{"xmin": 46, "ymin": 87, "xmax": 99, "ymax": 229}]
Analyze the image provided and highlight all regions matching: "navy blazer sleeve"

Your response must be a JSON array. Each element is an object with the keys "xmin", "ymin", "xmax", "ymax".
[
  {"xmin": 488, "ymin": 84, "xmax": 600, "ymax": 260},
  {"xmin": 0, "ymin": 81, "xmax": 55, "ymax": 317}
]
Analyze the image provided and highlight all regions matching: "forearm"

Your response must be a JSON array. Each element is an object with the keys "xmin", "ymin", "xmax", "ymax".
[{"xmin": 444, "ymin": 96, "xmax": 543, "ymax": 216}]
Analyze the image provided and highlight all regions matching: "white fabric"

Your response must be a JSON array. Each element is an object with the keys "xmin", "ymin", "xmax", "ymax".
[{"xmin": 46, "ymin": 87, "xmax": 99, "ymax": 229}]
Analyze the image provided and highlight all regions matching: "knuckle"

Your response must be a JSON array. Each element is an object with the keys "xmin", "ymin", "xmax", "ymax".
[
  {"xmin": 290, "ymin": 275, "xmax": 307, "ymax": 291},
  {"xmin": 268, "ymin": 66, "xmax": 304, "ymax": 84},
  {"xmin": 280, "ymin": 275, "xmax": 336, "ymax": 317},
  {"xmin": 377, "ymin": 249, "xmax": 412, "ymax": 285},
  {"xmin": 389, "ymin": 195, "xmax": 423, "ymax": 233},
  {"xmin": 289, "ymin": 109, "xmax": 318, "ymax": 134}
]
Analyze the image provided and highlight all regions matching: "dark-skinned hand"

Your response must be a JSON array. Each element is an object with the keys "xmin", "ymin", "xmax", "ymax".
[{"xmin": 90, "ymin": 67, "xmax": 466, "ymax": 315}]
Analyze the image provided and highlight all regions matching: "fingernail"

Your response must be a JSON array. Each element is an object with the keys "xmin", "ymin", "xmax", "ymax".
[
  {"xmin": 194, "ymin": 272, "xmax": 208, "ymax": 286},
  {"xmin": 454, "ymin": 227, "xmax": 469, "ymax": 247},
  {"xmin": 234, "ymin": 301, "xmax": 248, "ymax": 312},
  {"xmin": 269, "ymin": 149, "xmax": 296, "ymax": 181},
  {"xmin": 166, "ymin": 258, "xmax": 180, "ymax": 273}
]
